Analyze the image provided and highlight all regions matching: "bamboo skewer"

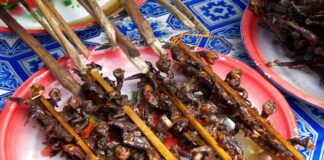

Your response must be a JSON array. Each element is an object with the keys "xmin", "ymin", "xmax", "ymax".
[
  {"xmin": 30, "ymin": 84, "xmax": 97, "ymax": 160},
  {"xmin": 43, "ymin": 0, "xmax": 90, "ymax": 58},
  {"xmin": 112, "ymin": 24, "xmax": 150, "ymax": 73},
  {"xmin": 156, "ymin": 0, "xmax": 196, "ymax": 31},
  {"xmin": 123, "ymin": 105, "xmax": 177, "ymax": 160},
  {"xmin": 0, "ymin": 7, "xmax": 81, "ymax": 95},
  {"xmin": 120, "ymin": 0, "xmax": 167, "ymax": 56},
  {"xmin": 40, "ymin": 97, "xmax": 96, "ymax": 159},
  {"xmin": 171, "ymin": 0, "xmax": 210, "ymax": 35},
  {"xmin": 18, "ymin": 0, "xmax": 60, "ymax": 42},
  {"xmin": 89, "ymin": 70, "xmax": 177, "ymax": 160},
  {"xmin": 175, "ymin": 41, "xmax": 305, "ymax": 160},
  {"xmin": 160, "ymin": 84, "xmax": 232, "ymax": 160},
  {"xmin": 77, "ymin": 0, "xmax": 150, "ymax": 73},
  {"xmin": 34, "ymin": 0, "xmax": 87, "ymax": 73},
  {"xmin": 2, "ymin": 2, "xmax": 173, "ymax": 160},
  {"xmin": 85, "ymin": 0, "xmax": 117, "ymax": 48}
]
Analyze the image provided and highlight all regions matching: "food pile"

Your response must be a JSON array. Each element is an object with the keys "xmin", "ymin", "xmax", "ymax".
[
  {"xmin": 249, "ymin": 0, "xmax": 324, "ymax": 83},
  {"xmin": 10, "ymin": 42, "xmax": 314, "ymax": 160}
]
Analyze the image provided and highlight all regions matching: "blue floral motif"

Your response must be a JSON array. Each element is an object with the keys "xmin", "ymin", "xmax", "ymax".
[
  {"xmin": 116, "ymin": 19, "xmax": 169, "ymax": 40},
  {"xmin": 140, "ymin": 1, "xmax": 169, "ymax": 17},
  {"xmin": 0, "ymin": 36, "xmax": 30, "ymax": 58},
  {"xmin": 150, "ymin": 22, "xmax": 169, "ymax": 38},
  {"xmin": 34, "ymin": 34, "xmax": 56, "ymax": 46},
  {"xmin": 200, "ymin": 1, "xmax": 236, "ymax": 21},
  {"xmin": 77, "ymin": 26, "xmax": 102, "ymax": 41},
  {"xmin": 166, "ymin": 15, "xmax": 188, "ymax": 30},
  {"xmin": 189, "ymin": 0, "xmax": 242, "ymax": 27},
  {"xmin": 292, "ymin": 100, "xmax": 324, "ymax": 128},
  {"xmin": 19, "ymin": 49, "xmax": 66, "ymax": 76},
  {"xmin": 294, "ymin": 112, "xmax": 318, "ymax": 160},
  {"xmin": 0, "ymin": 61, "xmax": 22, "ymax": 90},
  {"xmin": 218, "ymin": 24, "xmax": 241, "ymax": 39},
  {"xmin": 206, "ymin": 37, "xmax": 232, "ymax": 54}
]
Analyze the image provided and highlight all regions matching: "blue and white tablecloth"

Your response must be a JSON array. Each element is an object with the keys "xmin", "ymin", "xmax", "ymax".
[{"xmin": 0, "ymin": 0, "xmax": 322, "ymax": 159}]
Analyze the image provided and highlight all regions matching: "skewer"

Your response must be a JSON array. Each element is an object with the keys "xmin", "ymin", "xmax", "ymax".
[
  {"xmin": 0, "ymin": 6, "xmax": 81, "ymax": 95},
  {"xmin": 85, "ymin": 0, "xmax": 117, "ymax": 48},
  {"xmin": 42, "ymin": 0, "xmax": 90, "ymax": 58},
  {"xmin": 18, "ymin": 0, "xmax": 59, "ymax": 42},
  {"xmin": 31, "ymin": 84, "xmax": 97, "ymax": 160},
  {"xmin": 78, "ymin": 0, "xmax": 150, "ymax": 73},
  {"xmin": 89, "ymin": 70, "xmax": 177, "ymax": 160},
  {"xmin": 156, "ymin": 0, "xmax": 196, "ymax": 31},
  {"xmin": 2, "ymin": 2, "xmax": 174, "ymax": 159},
  {"xmin": 120, "ymin": 0, "xmax": 167, "ymax": 56},
  {"xmin": 1, "ymin": 8, "xmax": 94, "ymax": 157},
  {"xmin": 171, "ymin": 0, "xmax": 210, "ymax": 35},
  {"xmin": 174, "ymin": 39, "xmax": 305, "ymax": 160},
  {"xmin": 160, "ymin": 84, "xmax": 232, "ymax": 160},
  {"xmin": 34, "ymin": 0, "xmax": 87, "ymax": 73}
]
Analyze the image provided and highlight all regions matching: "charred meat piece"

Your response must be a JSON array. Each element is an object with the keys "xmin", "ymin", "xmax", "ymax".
[
  {"xmin": 109, "ymin": 118, "xmax": 137, "ymax": 132},
  {"xmin": 123, "ymin": 130, "xmax": 151, "ymax": 150},
  {"xmin": 81, "ymin": 99, "xmax": 100, "ymax": 114}
]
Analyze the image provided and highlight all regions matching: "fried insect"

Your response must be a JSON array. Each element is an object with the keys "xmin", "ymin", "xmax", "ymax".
[{"xmin": 250, "ymin": 0, "xmax": 324, "ymax": 84}]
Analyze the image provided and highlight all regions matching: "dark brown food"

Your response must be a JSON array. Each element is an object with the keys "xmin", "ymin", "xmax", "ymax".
[
  {"xmin": 9, "ymin": 43, "xmax": 313, "ymax": 159},
  {"xmin": 249, "ymin": 0, "xmax": 324, "ymax": 84}
]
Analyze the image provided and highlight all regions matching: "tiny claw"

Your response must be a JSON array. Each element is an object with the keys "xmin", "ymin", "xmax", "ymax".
[{"xmin": 125, "ymin": 73, "xmax": 145, "ymax": 81}]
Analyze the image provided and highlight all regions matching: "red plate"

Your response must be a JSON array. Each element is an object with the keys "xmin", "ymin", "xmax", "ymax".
[
  {"xmin": 241, "ymin": 9, "xmax": 324, "ymax": 108},
  {"xmin": 0, "ymin": 47, "xmax": 298, "ymax": 159},
  {"xmin": 0, "ymin": 0, "xmax": 145, "ymax": 34}
]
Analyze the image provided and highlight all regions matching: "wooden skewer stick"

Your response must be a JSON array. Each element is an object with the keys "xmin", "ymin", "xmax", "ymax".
[
  {"xmin": 18, "ymin": 0, "xmax": 60, "ymax": 42},
  {"xmin": 156, "ymin": 0, "xmax": 196, "ymax": 31},
  {"xmin": 78, "ymin": 0, "xmax": 150, "ymax": 73},
  {"xmin": 120, "ymin": 0, "xmax": 167, "ymax": 56},
  {"xmin": 176, "ymin": 41, "xmax": 305, "ymax": 160},
  {"xmin": 171, "ymin": 0, "xmax": 210, "ymax": 35},
  {"xmin": 43, "ymin": 0, "xmax": 90, "ymax": 58},
  {"xmin": 0, "ymin": 7, "xmax": 81, "ymax": 95},
  {"xmin": 113, "ymin": 24, "xmax": 150, "ymax": 73},
  {"xmin": 89, "ymin": 70, "xmax": 177, "ymax": 160},
  {"xmin": 123, "ymin": 105, "xmax": 177, "ymax": 160},
  {"xmin": 160, "ymin": 85, "xmax": 232, "ymax": 160},
  {"xmin": 31, "ymin": 84, "xmax": 96, "ymax": 160},
  {"xmin": 34, "ymin": 0, "xmax": 86, "ymax": 73},
  {"xmin": 85, "ymin": 0, "xmax": 117, "ymax": 48}
]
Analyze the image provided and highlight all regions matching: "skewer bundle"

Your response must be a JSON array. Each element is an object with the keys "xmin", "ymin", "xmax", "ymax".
[{"xmin": 1, "ymin": 0, "xmax": 314, "ymax": 160}]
